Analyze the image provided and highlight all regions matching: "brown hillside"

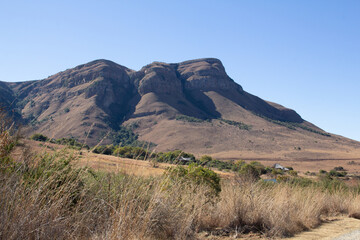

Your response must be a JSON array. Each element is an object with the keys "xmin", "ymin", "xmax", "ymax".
[{"xmin": 1, "ymin": 58, "xmax": 359, "ymax": 161}]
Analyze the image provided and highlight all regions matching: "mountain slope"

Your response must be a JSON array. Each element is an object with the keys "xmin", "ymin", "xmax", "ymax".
[{"xmin": 1, "ymin": 58, "xmax": 359, "ymax": 160}]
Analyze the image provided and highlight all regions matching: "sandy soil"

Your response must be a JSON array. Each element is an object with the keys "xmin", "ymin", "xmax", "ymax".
[{"xmin": 289, "ymin": 217, "xmax": 360, "ymax": 240}]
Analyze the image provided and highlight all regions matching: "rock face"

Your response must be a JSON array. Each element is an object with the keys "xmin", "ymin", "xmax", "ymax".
[
  {"xmin": 178, "ymin": 58, "xmax": 241, "ymax": 91},
  {"xmin": 136, "ymin": 62, "xmax": 182, "ymax": 96},
  {"xmin": 134, "ymin": 58, "xmax": 241, "ymax": 96}
]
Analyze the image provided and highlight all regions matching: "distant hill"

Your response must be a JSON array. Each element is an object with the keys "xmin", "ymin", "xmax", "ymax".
[{"xmin": 1, "ymin": 58, "xmax": 360, "ymax": 160}]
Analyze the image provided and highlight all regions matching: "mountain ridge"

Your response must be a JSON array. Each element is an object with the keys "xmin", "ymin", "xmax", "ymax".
[{"xmin": 1, "ymin": 58, "xmax": 359, "ymax": 160}]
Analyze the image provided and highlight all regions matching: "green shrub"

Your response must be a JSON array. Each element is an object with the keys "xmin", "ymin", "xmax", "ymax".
[
  {"xmin": 288, "ymin": 170, "xmax": 298, "ymax": 176},
  {"xmin": 249, "ymin": 161, "xmax": 266, "ymax": 174},
  {"xmin": 329, "ymin": 170, "xmax": 347, "ymax": 177},
  {"xmin": 200, "ymin": 155, "xmax": 213, "ymax": 165},
  {"xmin": 92, "ymin": 145, "xmax": 115, "ymax": 155},
  {"xmin": 111, "ymin": 126, "xmax": 156, "ymax": 148},
  {"xmin": 175, "ymin": 115, "xmax": 206, "ymax": 123},
  {"xmin": 231, "ymin": 160, "xmax": 245, "ymax": 171},
  {"xmin": 239, "ymin": 164, "xmax": 261, "ymax": 180},
  {"xmin": 204, "ymin": 158, "xmax": 233, "ymax": 170},
  {"xmin": 30, "ymin": 133, "xmax": 49, "ymax": 142},
  {"xmin": 219, "ymin": 118, "xmax": 252, "ymax": 130},
  {"xmin": 165, "ymin": 163, "xmax": 221, "ymax": 195}
]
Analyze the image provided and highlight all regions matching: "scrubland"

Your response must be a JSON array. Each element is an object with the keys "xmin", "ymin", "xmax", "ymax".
[{"xmin": 1, "ymin": 113, "xmax": 360, "ymax": 240}]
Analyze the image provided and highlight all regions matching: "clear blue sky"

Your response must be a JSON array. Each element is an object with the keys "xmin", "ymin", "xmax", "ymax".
[{"xmin": 1, "ymin": 0, "xmax": 359, "ymax": 141}]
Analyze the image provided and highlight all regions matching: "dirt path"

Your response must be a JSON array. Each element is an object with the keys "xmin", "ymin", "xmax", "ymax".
[{"xmin": 289, "ymin": 217, "xmax": 360, "ymax": 240}]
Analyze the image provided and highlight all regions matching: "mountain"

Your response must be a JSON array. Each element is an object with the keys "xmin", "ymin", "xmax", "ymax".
[{"xmin": 1, "ymin": 58, "xmax": 360, "ymax": 160}]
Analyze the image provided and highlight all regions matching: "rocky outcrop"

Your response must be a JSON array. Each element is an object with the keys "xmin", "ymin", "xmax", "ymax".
[
  {"xmin": 136, "ymin": 62, "xmax": 182, "ymax": 96},
  {"xmin": 177, "ymin": 58, "xmax": 242, "ymax": 92},
  {"xmin": 45, "ymin": 59, "xmax": 134, "ymax": 89},
  {"xmin": 134, "ymin": 58, "xmax": 242, "ymax": 96}
]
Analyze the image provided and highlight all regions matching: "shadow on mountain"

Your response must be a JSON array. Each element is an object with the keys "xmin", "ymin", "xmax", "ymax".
[
  {"xmin": 216, "ymin": 89, "xmax": 304, "ymax": 123},
  {"xmin": 183, "ymin": 89, "xmax": 221, "ymax": 119}
]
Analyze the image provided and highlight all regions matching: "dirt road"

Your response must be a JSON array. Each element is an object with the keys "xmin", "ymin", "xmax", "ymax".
[{"xmin": 289, "ymin": 217, "xmax": 360, "ymax": 240}]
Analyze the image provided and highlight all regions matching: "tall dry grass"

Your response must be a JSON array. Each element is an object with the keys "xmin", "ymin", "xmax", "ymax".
[
  {"xmin": 2, "ymin": 150, "xmax": 360, "ymax": 239},
  {"xmin": 0, "ymin": 156, "xmax": 213, "ymax": 239},
  {"xmin": 1, "ymin": 110, "xmax": 360, "ymax": 239},
  {"xmin": 202, "ymin": 179, "xmax": 358, "ymax": 237}
]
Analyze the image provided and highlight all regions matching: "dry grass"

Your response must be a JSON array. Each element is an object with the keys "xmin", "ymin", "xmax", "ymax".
[
  {"xmin": 2, "ymin": 146, "xmax": 360, "ymax": 240},
  {"xmin": 0, "ymin": 152, "xmax": 213, "ymax": 239},
  {"xmin": 203, "ymin": 179, "xmax": 359, "ymax": 238},
  {"xmin": 2, "ymin": 114, "xmax": 360, "ymax": 239}
]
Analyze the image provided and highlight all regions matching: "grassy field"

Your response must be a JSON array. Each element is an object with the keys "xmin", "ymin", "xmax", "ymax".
[
  {"xmin": 2, "ymin": 143, "xmax": 360, "ymax": 239},
  {"xmin": 2, "ymin": 113, "xmax": 360, "ymax": 239}
]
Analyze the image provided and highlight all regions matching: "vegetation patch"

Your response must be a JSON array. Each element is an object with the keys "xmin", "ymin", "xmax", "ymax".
[
  {"xmin": 175, "ymin": 115, "xmax": 252, "ymax": 131},
  {"xmin": 175, "ymin": 114, "xmax": 208, "ymax": 123},
  {"xmin": 30, "ymin": 133, "xmax": 89, "ymax": 150},
  {"xmin": 2, "ymin": 111, "xmax": 360, "ymax": 239},
  {"xmin": 219, "ymin": 118, "xmax": 252, "ymax": 130},
  {"xmin": 110, "ymin": 125, "xmax": 156, "ymax": 148},
  {"xmin": 165, "ymin": 163, "xmax": 221, "ymax": 196}
]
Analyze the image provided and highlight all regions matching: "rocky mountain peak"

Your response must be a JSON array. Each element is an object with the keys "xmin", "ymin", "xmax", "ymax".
[
  {"xmin": 176, "ymin": 58, "xmax": 242, "ymax": 92},
  {"xmin": 42, "ymin": 59, "xmax": 134, "ymax": 89},
  {"xmin": 136, "ymin": 62, "xmax": 182, "ymax": 96},
  {"xmin": 134, "ymin": 58, "xmax": 242, "ymax": 97}
]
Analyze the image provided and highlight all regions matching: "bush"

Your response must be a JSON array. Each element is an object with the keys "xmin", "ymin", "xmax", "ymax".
[
  {"xmin": 30, "ymin": 133, "xmax": 49, "ymax": 142},
  {"xmin": 204, "ymin": 158, "xmax": 233, "ymax": 170},
  {"xmin": 92, "ymin": 145, "xmax": 116, "ymax": 155},
  {"xmin": 329, "ymin": 170, "xmax": 347, "ymax": 177},
  {"xmin": 333, "ymin": 166, "xmax": 345, "ymax": 171},
  {"xmin": 165, "ymin": 163, "xmax": 221, "ymax": 196},
  {"xmin": 239, "ymin": 164, "xmax": 261, "ymax": 180},
  {"xmin": 199, "ymin": 155, "xmax": 213, "ymax": 165},
  {"xmin": 249, "ymin": 161, "xmax": 266, "ymax": 174},
  {"xmin": 110, "ymin": 126, "xmax": 156, "ymax": 148},
  {"xmin": 231, "ymin": 160, "xmax": 245, "ymax": 171}
]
